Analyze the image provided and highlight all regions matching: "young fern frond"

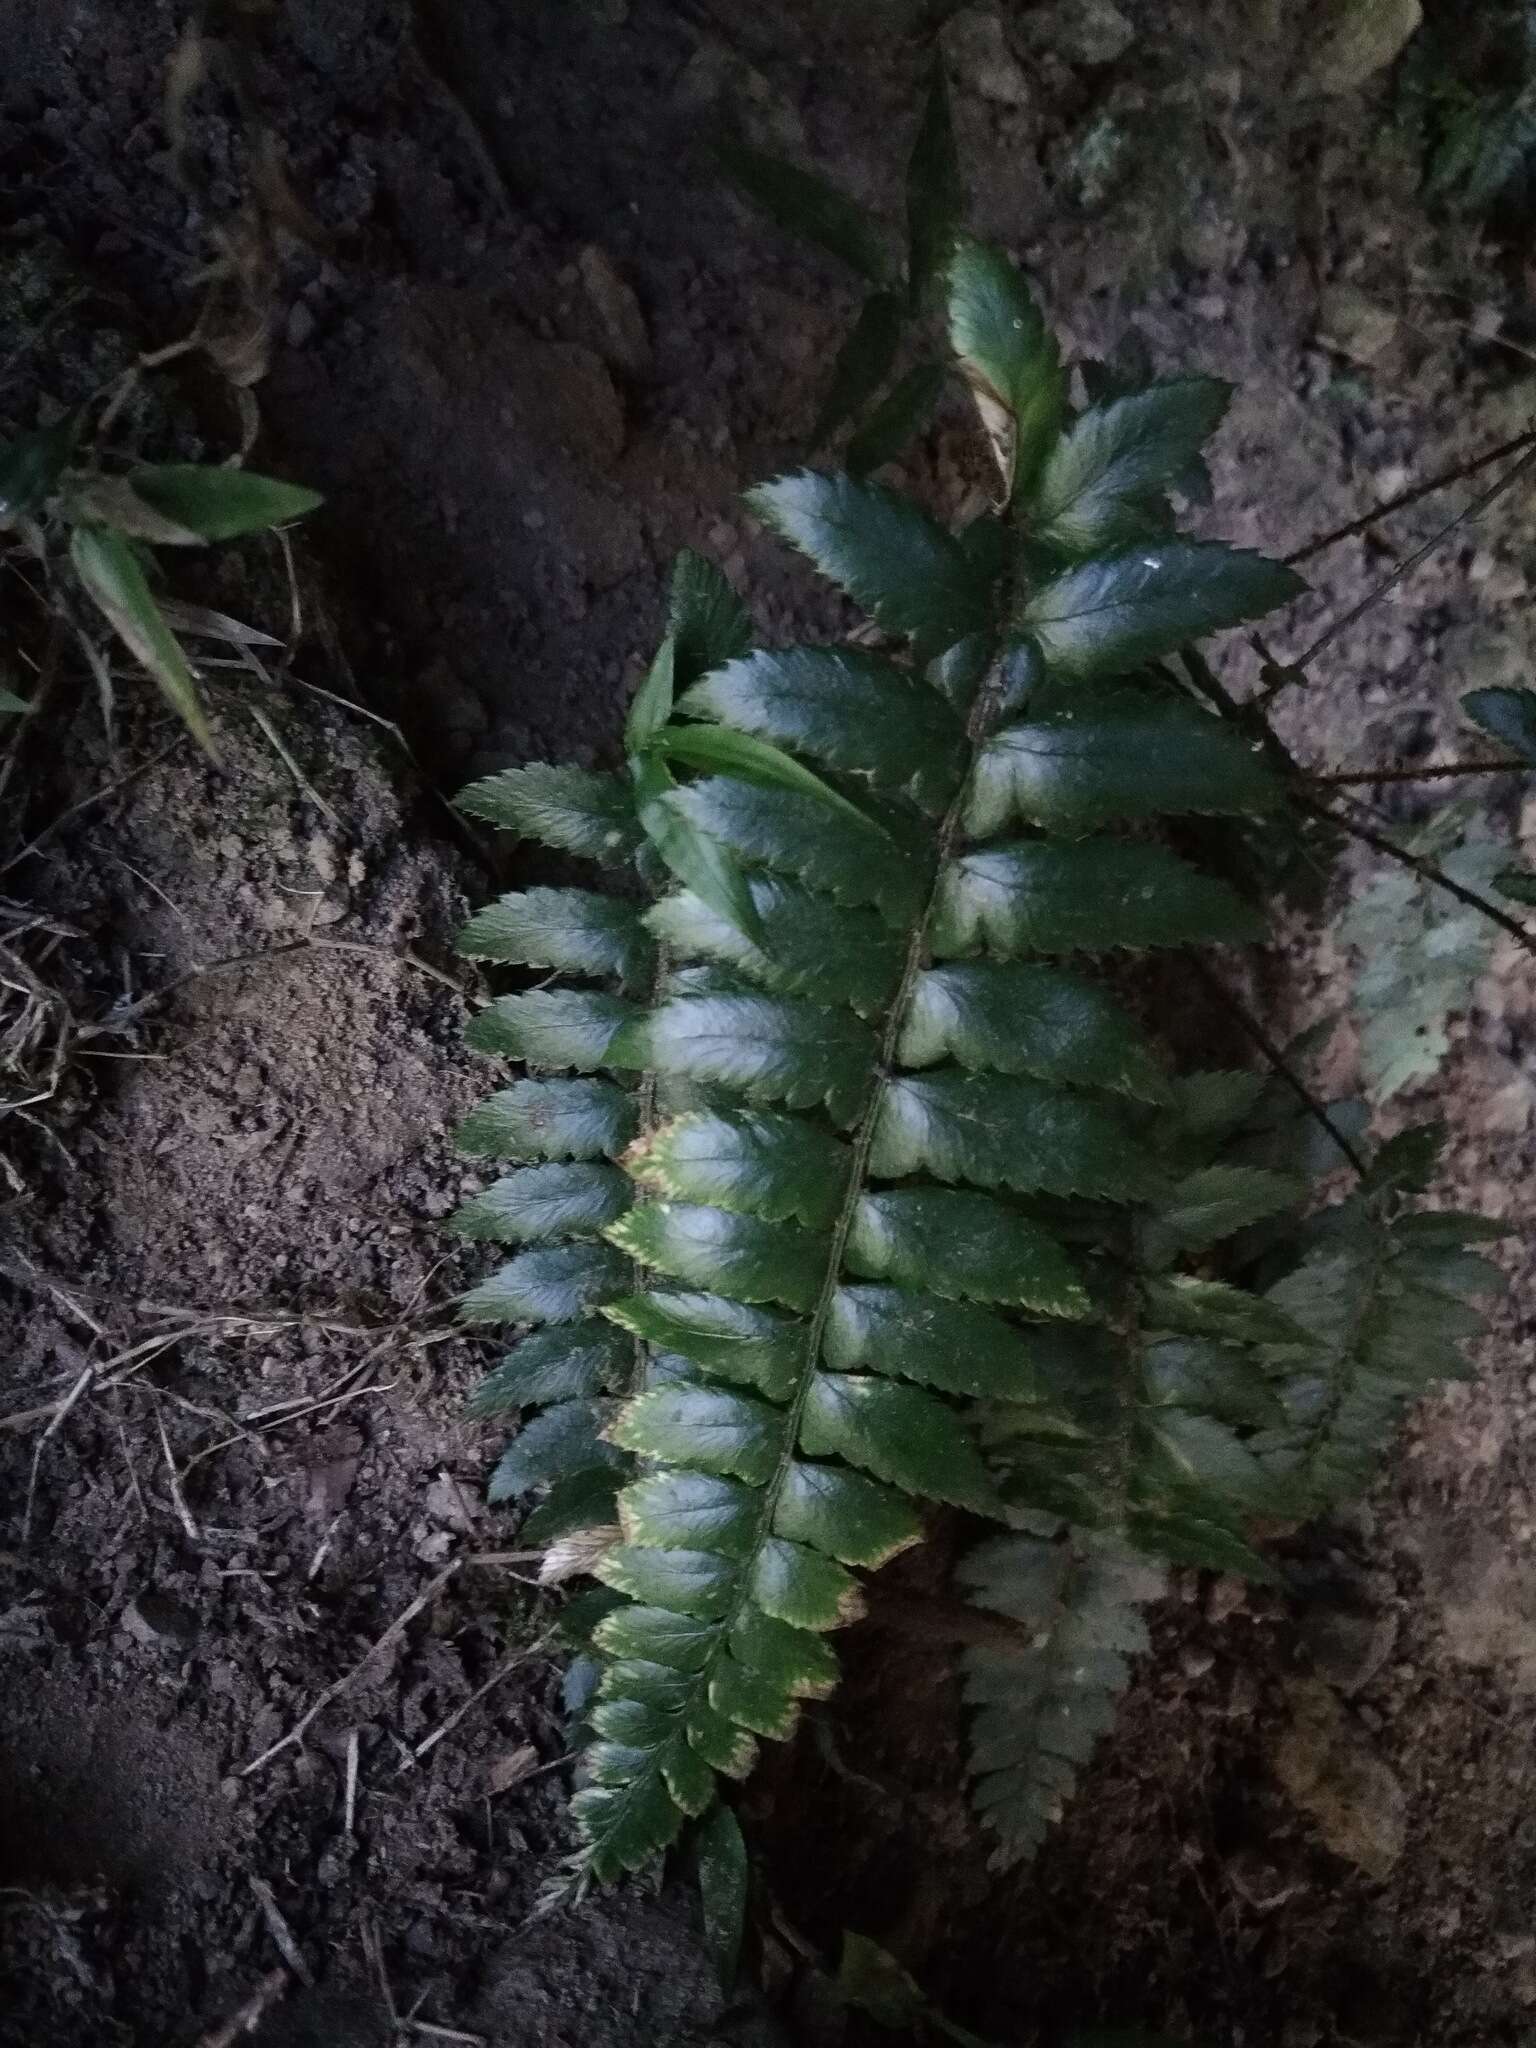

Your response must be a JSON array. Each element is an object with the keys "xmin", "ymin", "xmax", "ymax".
[
  {"xmin": 961, "ymin": 1527, "xmax": 1163, "ymax": 1873},
  {"xmin": 531, "ymin": 243, "xmax": 1308, "ymax": 1883},
  {"xmin": 964, "ymin": 1099, "xmax": 1504, "ymax": 1868},
  {"xmin": 1253, "ymin": 1195, "xmax": 1506, "ymax": 1511}
]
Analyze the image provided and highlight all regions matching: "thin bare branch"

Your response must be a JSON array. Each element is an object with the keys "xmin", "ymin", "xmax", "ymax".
[
  {"xmin": 1309, "ymin": 758, "xmax": 1527, "ymax": 787},
  {"xmin": 404, "ymin": 1634, "xmax": 555, "ymax": 1768},
  {"xmin": 192, "ymin": 1966, "xmax": 290, "ymax": 2048},
  {"xmin": 1298, "ymin": 794, "xmax": 1536, "ymax": 959},
  {"xmin": 1284, "ymin": 426, "xmax": 1536, "ymax": 567},
  {"xmin": 247, "ymin": 1878, "xmax": 314, "ymax": 1989},
  {"xmin": 1267, "ymin": 439, "xmax": 1536, "ymax": 700},
  {"xmin": 1189, "ymin": 956, "xmax": 1367, "ymax": 1178},
  {"xmin": 239, "ymin": 1562, "xmax": 461, "ymax": 1775}
]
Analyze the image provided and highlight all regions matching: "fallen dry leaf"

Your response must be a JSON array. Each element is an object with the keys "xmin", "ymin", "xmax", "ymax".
[{"xmin": 486, "ymin": 1743, "xmax": 539, "ymax": 1796}]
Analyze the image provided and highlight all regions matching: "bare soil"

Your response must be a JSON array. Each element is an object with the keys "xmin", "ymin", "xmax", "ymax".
[{"xmin": 3, "ymin": 4, "xmax": 1536, "ymax": 2045}]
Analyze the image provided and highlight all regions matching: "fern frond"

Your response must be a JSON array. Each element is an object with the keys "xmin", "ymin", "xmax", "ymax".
[
  {"xmin": 543, "ymin": 244, "xmax": 1307, "ymax": 1882},
  {"xmin": 961, "ymin": 1121, "xmax": 1504, "ymax": 1864},
  {"xmin": 447, "ymin": 237, "xmax": 1501, "ymax": 1892},
  {"xmin": 960, "ymin": 1527, "xmax": 1163, "ymax": 1871},
  {"xmin": 1255, "ymin": 1198, "xmax": 1504, "ymax": 1509},
  {"xmin": 970, "ymin": 1071, "xmax": 1309, "ymax": 1582}
]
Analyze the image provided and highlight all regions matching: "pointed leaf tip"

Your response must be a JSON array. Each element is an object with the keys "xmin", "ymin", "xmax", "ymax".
[
  {"xmin": 70, "ymin": 524, "xmax": 218, "ymax": 757},
  {"xmin": 716, "ymin": 137, "xmax": 894, "ymax": 285},
  {"xmin": 129, "ymin": 463, "xmax": 323, "ymax": 541},
  {"xmin": 906, "ymin": 56, "xmax": 964, "ymax": 310}
]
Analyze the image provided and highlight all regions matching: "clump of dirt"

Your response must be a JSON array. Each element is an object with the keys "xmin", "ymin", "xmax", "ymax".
[{"xmin": 4, "ymin": 3, "xmax": 1536, "ymax": 2046}]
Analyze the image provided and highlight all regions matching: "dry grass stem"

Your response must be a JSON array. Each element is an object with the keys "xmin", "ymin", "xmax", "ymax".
[{"xmin": 240, "ymin": 1562, "xmax": 461, "ymax": 1776}]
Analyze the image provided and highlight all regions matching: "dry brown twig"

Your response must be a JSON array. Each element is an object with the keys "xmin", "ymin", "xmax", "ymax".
[
  {"xmin": 190, "ymin": 1965, "xmax": 289, "ymax": 2048},
  {"xmin": 343, "ymin": 1727, "xmax": 360, "ymax": 1839},
  {"xmin": 404, "ymin": 1633, "xmax": 556, "ymax": 1769},
  {"xmin": 240, "ymin": 1561, "xmax": 462, "ymax": 1776},
  {"xmin": 247, "ymin": 1877, "xmax": 313, "ymax": 1989},
  {"xmin": 152, "ymin": 1393, "xmax": 202, "ymax": 1542},
  {"xmin": 362, "ymin": 1915, "xmax": 400, "ymax": 2030},
  {"xmin": 20, "ymin": 1362, "xmax": 96, "ymax": 1544}
]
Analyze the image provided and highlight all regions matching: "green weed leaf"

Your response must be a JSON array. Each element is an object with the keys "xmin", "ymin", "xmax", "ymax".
[
  {"xmin": 450, "ymin": 1163, "xmax": 631, "ymax": 1244},
  {"xmin": 467, "ymin": 1325, "xmax": 630, "ymax": 1417},
  {"xmin": 961, "ymin": 1531, "xmax": 1161, "ymax": 1871},
  {"xmin": 657, "ymin": 720, "xmax": 892, "ymax": 839},
  {"xmin": 1141, "ymin": 1164, "xmax": 1306, "ymax": 1264},
  {"xmin": 458, "ymin": 1243, "xmax": 632, "ymax": 1327},
  {"xmin": 679, "ymin": 645, "xmax": 965, "ymax": 812},
  {"xmin": 457, "ymin": 887, "xmax": 653, "ymax": 983},
  {"xmin": 801, "ymin": 1370, "xmax": 997, "ymax": 1512},
  {"xmin": 1144, "ymin": 1274, "xmax": 1316, "ymax": 1348},
  {"xmin": 868, "ymin": 1069, "xmax": 1158, "ymax": 1201},
  {"xmin": 824, "ymin": 1287, "xmax": 1050, "ymax": 1401},
  {"xmin": 648, "ymin": 877, "xmax": 902, "ymax": 1018},
  {"xmin": 668, "ymin": 551, "xmax": 751, "ymax": 687},
  {"xmin": 455, "ymin": 1078, "xmax": 636, "ymax": 1162},
  {"xmin": 443, "ymin": 228, "xmax": 1495, "ymax": 1890},
  {"xmin": 607, "ymin": 1201, "xmax": 825, "ymax": 1312},
  {"xmin": 1034, "ymin": 379, "xmax": 1231, "ymax": 554},
  {"xmin": 933, "ymin": 840, "xmax": 1265, "ymax": 955},
  {"xmin": 1256, "ymin": 1215, "xmax": 1501, "ymax": 1508},
  {"xmin": 632, "ymin": 751, "xmax": 762, "ymax": 942},
  {"xmin": 1461, "ymin": 684, "xmax": 1536, "ymax": 765},
  {"xmin": 846, "ymin": 361, "xmax": 948, "ymax": 476},
  {"xmin": 604, "ymin": 1292, "xmax": 802, "ymax": 1402},
  {"xmin": 465, "ymin": 988, "xmax": 640, "ymax": 1069},
  {"xmin": 846, "ymin": 1189, "xmax": 1088, "ymax": 1316},
  {"xmin": 965, "ymin": 689, "xmax": 1280, "ymax": 837},
  {"xmin": 456, "ymin": 763, "xmax": 640, "ymax": 861},
  {"xmin": 626, "ymin": 1109, "xmax": 850, "ymax": 1229},
  {"xmin": 70, "ymin": 524, "xmax": 216, "ymax": 756},
  {"xmin": 695, "ymin": 1803, "xmax": 748, "ymax": 1995},
  {"xmin": 488, "ymin": 1400, "xmax": 624, "ymax": 1503},
  {"xmin": 906, "ymin": 58, "xmax": 964, "ymax": 307},
  {"xmin": 748, "ymin": 472, "xmax": 991, "ymax": 648},
  {"xmin": 716, "ymin": 138, "xmax": 893, "ymax": 283},
  {"xmin": 0, "ymin": 411, "xmax": 80, "ymax": 525},
  {"xmin": 1341, "ymin": 823, "xmax": 1504, "ymax": 1099},
  {"xmin": 632, "ymin": 990, "xmax": 873, "ymax": 1125},
  {"xmin": 129, "ymin": 463, "xmax": 321, "ymax": 541},
  {"xmin": 627, "ymin": 636, "xmax": 677, "ymax": 751},
  {"xmin": 899, "ymin": 962, "xmax": 1168, "ymax": 1102},
  {"xmin": 669, "ymin": 775, "xmax": 926, "ymax": 924},
  {"xmin": 813, "ymin": 290, "xmax": 905, "ymax": 447}
]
